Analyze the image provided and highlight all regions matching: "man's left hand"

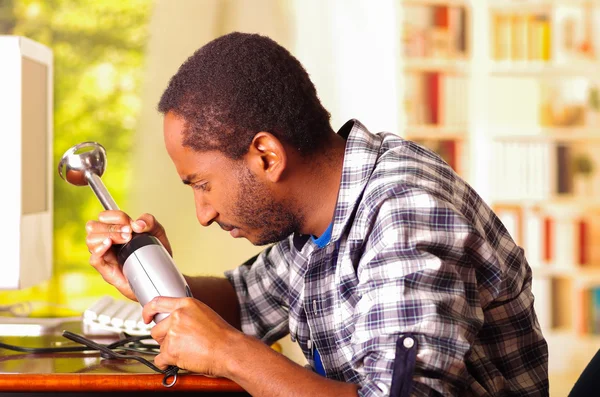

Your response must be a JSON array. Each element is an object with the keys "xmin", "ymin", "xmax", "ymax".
[{"xmin": 142, "ymin": 296, "xmax": 240, "ymax": 377}]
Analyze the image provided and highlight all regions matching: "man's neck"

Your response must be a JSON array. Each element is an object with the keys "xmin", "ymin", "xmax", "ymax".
[{"xmin": 291, "ymin": 134, "xmax": 347, "ymax": 237}]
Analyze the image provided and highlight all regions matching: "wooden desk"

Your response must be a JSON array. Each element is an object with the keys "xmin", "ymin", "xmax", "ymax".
[{"xmin": 0, "ymin": 321, "xmax": 248, "ymax": 395}]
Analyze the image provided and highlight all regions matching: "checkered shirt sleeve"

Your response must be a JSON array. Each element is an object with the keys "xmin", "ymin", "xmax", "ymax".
[
  {"xmin": 349, "ymin": 146, "xmax": 547, "ymax": 396},
  {"xmin": 224, "ymin": 240, "xmax": 292, "ymax": 345},
  {"xmin": 355, "ymin": 190, "xmax": 505, "ymax": 396}
]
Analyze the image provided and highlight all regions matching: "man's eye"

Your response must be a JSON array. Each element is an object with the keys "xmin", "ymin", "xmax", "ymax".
[{"xmin": 193, "ymin": 182, "xmax": 208, "ymax": 191}]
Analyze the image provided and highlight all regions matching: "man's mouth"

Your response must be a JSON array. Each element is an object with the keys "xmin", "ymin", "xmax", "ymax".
[
  {"xmin": 218, "ymin": 223, "xmax": 243, "ymax": 238},
  {"xmin": 218, "ymin": 223, "xmax": 235, "ymax": 232}
]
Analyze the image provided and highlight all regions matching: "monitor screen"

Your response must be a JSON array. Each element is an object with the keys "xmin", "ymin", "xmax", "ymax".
[{"xmin": 0, "ymin": 36, "xmax": 53, "ymax": 290}]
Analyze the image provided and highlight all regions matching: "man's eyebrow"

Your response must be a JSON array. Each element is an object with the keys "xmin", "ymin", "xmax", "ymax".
[{"xmin": 182, "ymin": 173, "xmax": 199, "ymax": 185}]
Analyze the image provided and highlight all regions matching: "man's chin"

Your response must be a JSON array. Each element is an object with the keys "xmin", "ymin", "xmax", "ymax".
[
  {"xmin": 246, "ymin": 234, "xmax": 269, "ymax": 246},
  {"xmin": 248, "ymin": 231, "xmax": 295, "ymax": 247},
  {"xmin": 229, "ymin": 228, "xmax": 264, "ymax": 246},
  {"xmin": 242, "ymin": 232, "xmax": 271, "ymax": 246}
]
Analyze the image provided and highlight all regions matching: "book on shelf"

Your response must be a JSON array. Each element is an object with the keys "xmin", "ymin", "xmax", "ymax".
[
  {"xmin": 524, "ymin": 206, "xmax": 544, "ymax": 266},
  {"xmin": 403, "ymin": 4, "xmax": 467, "ymax": 59},
  {"xmin": 575, "ymin": 287, "xmax": 590, "ymax": 335},
  {"xmin": 491, "ymin": 141, "xmax": 555, "ymax": 201},
  {"xmin": 404, "ymin": 72, "xmax": 468, "ymax": 127},
  {"xmin": 589, "ymin": 287, "xmax": 600, "ymax": 334},
  {"xmin": 492, "ymin": 12, "xmax": 551, "ymax": 62},
  {"xmin": 543, "ymin": 215, "xmax": 587, "ymax": 267},
  {"xmin": 556, "ymin": 144, "xmax": 573, "ymax": 194},
  {"xmin": 493, "ymin": 13, "xmax": 511, "ymax": 61},
  {"xmin": 551, "ymin": 278, "xmax": 572, "ymax": 330},
  {"xmin": 426, "ymin": 72, "xmax": 440, "ymax": 124},
  {"xmin": 575, "ymin": 286, "xmax": 600, "ymax": 335},
  {"xmin": 511, "ymin": 14, "xmax": 528, "ymax": 61},
  {"xmin": 587, "ymin": 219, "xmax": 600, "ymax": 268},
  {"xmin": 541, "ymin": 210, "xmax": 600, "ymax": 268},
  {"xmin": 430, "ymin": 5, "xmax": 451, "ymax": 59},
  {"xmin": 492, "ymin": 140, "xmax": 600, "ymax": 201},
  {"xmin": 494, "ymin": 202, "xmax": 600, "ymax": 270},
  {"xmin": 532, "ymin": 276, "xmax": 552, "ymax": 332}
]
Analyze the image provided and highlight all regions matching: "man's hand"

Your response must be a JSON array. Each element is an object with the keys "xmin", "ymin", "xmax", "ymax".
[
  {"xmin": 85, "ymin": 210, "xmax": 173, "ymax": 301},
  {"xmin": 143, "ymin": 296, "xmax": 240, "ymax": 377},
  {"xmin": 143, "ymin": 296, "xmax": 359, "ymax": 397}
]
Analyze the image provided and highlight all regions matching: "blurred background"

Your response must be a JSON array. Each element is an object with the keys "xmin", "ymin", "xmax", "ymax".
[{"xmin": 2, "ymin": 0, "xmax": 600, "ymax": 395}]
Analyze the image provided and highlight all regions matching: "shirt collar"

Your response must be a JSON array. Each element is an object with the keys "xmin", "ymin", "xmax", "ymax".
[
  {"xmin": 330, "ymin": 119, "xmax": 383, "ymax": 244},
  {"xmin": 292, "ymin": 119, "xmax": 383, "ymax": 252}
]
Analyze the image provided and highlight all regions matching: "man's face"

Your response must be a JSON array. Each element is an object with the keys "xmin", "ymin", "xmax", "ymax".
[{"xmin": 163, "ymin": 112, "xmax": 301, "ymax": 245}]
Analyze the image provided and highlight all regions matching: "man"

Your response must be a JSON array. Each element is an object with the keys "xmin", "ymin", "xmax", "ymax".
[{"xmin": 85, "ymin": 32, "xmax": 549, "ymax": 396}]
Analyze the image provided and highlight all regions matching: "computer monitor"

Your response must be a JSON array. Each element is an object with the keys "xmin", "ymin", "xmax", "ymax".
[{"xmin": 0, "ymin": 36, "xmax": 53, "ymax": 290}]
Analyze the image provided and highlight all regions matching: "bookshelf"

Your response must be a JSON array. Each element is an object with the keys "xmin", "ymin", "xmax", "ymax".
[
  {"xmin": 399, "ymin": 0, "xmax": 600, "ymax": 385},
  {"xmin": 400, "ymin": 0, "xmax": 471, "ymax": 176},
  {"xmin": 482, "ymin": 0, "xmax": 600, "ymax": 380}
]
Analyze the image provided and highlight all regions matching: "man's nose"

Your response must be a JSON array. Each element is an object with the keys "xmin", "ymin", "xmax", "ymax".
[{"xmin": 195, "ymin": 200, "xmax": 217, "ymax": 227}]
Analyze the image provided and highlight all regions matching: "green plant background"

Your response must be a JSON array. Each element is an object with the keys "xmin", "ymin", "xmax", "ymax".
[{"xmin": 0, "ymin": 0, "xmax": 152, "ymax": 313}]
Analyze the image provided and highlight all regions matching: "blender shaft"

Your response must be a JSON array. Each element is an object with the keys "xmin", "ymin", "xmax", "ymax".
[{"xmin": 86, "ymin": 171, "xmax": 120, "ymax": 211}]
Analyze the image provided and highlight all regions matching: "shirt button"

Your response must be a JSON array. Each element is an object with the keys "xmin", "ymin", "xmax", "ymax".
[
  {"xmin": 307, "ymin": 339, "xmax": 313, "ymax": 350},
  {"xmin": 403, "ymin": 337, "xmax": 415, "ymax": 349}
]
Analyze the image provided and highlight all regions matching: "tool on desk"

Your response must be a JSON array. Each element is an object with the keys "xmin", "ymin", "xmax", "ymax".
[
  {"xmin": 58, "ymin": 141, "xmax": 191, "ymax": 387},
  {"xmin": 58, "ymin": 142, "xmax": 192, "ymax": 323}
]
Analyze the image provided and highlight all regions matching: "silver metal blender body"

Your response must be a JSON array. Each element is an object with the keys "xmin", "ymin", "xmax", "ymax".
[{"xmin": 58, "ymin": 142, "xmax": 191, "ymax": 322}]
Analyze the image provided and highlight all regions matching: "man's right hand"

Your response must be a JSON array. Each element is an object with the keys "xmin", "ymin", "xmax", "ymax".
[{"xmin": 85, "ymin": 210, "xmax": 173, "ymax": 301}]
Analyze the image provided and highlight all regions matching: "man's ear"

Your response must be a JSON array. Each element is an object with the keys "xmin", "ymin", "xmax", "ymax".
[{"xmin": 246, "ymin": 132, "xmax": 287, "ymax": 183}]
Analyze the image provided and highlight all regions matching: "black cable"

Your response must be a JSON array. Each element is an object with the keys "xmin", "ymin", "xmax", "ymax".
[
  {"xmin": 0, "ymin": 331, "xmax": 180, "ymax": 387},
  {"xmin": 61, "ymin": 331, "xmax": 168, "ymax": 373},
  {"xmin": 61, "ymin": 331, "xmax": 180, "ymax": 387}
]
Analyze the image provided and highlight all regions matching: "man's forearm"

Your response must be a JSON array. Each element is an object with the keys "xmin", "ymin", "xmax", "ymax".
[
  {"xmin": 224, "ymin": 332, "xmax": 359, "ymax": 397},
  {"xmin": 184, "ymin": 275, "xmax": 241, "ymax": 330}
]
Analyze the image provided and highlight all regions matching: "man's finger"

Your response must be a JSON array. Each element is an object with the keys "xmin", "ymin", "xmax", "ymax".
[
  {"xmin": 153, "ymin": 352, "xmax": 170, "ymax": 370},
  {"xmin": 132, "ymin": 213, "xmax": 163, "ymax": 235},
  {"xmin": 132, "ymin": 213, "xmax": 158, "ymax": 233},
  {"xmin": 150, "ymin": 319, "xmax": 168, "ymax": 342},
  {"xmin": 89, "ymin": 238, "xmax": 112, "ymax": 259},
  {"xmin": 98, "ymin": 210, "xmax": 133, "ymax": 224},
  {"xmin": 102, "ymin": 249, "xmax": 118, "ymax": 264},
  {"xmin": 142, "ymin": 296, "xmax": 188, "ymax": 324},
  {"xmin": 87, "ymin": 232, "xmax": 131, "ymax": 246}
]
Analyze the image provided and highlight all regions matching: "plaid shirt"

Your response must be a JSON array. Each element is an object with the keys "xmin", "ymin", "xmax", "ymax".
[{"xmin": 225, "ymin": 120, "xmax": 549, "ymax": 396}]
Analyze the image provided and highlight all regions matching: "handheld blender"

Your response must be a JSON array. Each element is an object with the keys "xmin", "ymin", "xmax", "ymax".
[{"xmin": 58, "ymin": 142, "xmax": 192, "ymax": 323}]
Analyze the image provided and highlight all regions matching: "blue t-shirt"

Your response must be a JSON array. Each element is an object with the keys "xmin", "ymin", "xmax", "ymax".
[
  {"xmin": 309, "ymin": 222, "xmax": 333, "ymax": 376},
  {"xmin": 311, "ymin": 222, "xmax": 333, "ymax": 249}
]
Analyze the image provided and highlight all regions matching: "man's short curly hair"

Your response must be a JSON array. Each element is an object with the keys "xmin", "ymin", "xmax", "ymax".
[{"xmin": 158, "ymin": 32, "xmax": 333, "ymax": 159}]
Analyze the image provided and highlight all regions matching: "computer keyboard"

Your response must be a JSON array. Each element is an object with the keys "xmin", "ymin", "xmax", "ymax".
[{"xmin": 83, "ymin": 296, "xmax": 155, "ymax": 336}]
